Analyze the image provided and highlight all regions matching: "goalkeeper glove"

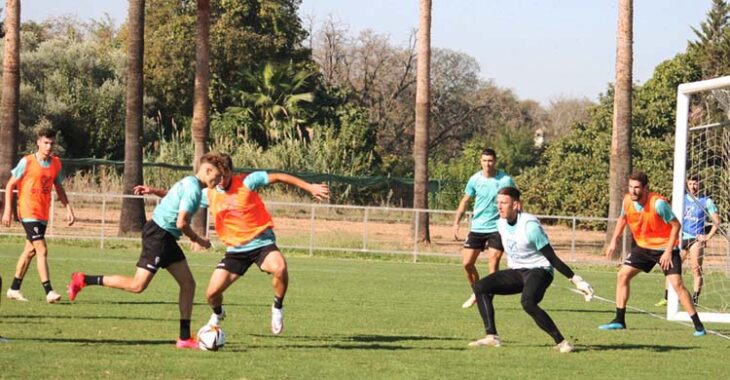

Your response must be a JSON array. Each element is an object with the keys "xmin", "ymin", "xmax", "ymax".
[{"xmin": 570, "ymin": 275, "xmax": 594, "ymax": 301}]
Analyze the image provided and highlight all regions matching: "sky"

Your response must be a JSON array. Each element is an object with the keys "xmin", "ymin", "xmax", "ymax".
[{"xmin": 22, "ymin": 0, "xmax": 711, "ymax": 105}]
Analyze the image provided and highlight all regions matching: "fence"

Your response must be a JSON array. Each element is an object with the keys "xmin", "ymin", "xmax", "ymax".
[{"xmin": 0, "ymin": 190, "xmax": 654, "ymax": 266}]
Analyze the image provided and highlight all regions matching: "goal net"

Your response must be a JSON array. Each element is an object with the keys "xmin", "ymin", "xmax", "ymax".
[{"xmin": 669, "ymin": 76, "xmax": 730, "ymax": 323}]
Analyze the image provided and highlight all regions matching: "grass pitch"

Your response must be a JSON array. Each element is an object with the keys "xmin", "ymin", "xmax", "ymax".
[{"xmin": 0, "ymin": 239, "xmax": 728, "ymax": 379}]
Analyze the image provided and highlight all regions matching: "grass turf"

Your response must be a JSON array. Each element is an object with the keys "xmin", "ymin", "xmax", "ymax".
[{"xmin": 0, "ymin": 239, "xmax": 728, "ymax": 379}]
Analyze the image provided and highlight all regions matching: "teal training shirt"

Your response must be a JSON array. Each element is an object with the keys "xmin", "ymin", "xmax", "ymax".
[
  {"xmin": 464, "ymin": 170, "xmax": 515, "ymax": 233},
  {"xmin": 621, "ymin": 198, "xmax": 676, "ymax": 223},
  {"xmin": 152, "ymin": 175, "xmax": 204, "ymax": 239}
]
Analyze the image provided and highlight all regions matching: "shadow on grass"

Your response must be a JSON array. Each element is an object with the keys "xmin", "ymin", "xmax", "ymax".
[
  {"xmin": 231, "ymin": 333, "xmax": 465, "ymax": 352},
  {"xmin": 581, "ymin": 343, "xmax": 696, "ymax": 352},
  {"xmin": 15, "ymin": 337, "xmax": 172, "ymax": 345},
  {"xmin": 2, "ymin": 314, "xmax": 169, "ymax": 321}
]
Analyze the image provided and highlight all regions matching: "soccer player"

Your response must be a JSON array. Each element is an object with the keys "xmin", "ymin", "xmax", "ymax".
[
  {"xmin": 469, "ymin": 187, "xmax": 593, "ymax": 352},
  {"xmin": 66, "ymin": 153, "xmax": 226, "ymax": 349},
  {"xmin": 656, "ymin": 175, "xmax": 721, "ymax": 307},
  {"xmin": 453, "ymin": 148, "xmax": 515, "ymax": 308},
  {"xmin": 602, "ymin": 172, "xmax": 706, "ymax": 336},
  {"xmin": 2, "ymin": 128, "xmax": 75, "ymax": 303},
  {"xmin": 134, "ymin": 154, "xmax": 329, "ymax": 335}
]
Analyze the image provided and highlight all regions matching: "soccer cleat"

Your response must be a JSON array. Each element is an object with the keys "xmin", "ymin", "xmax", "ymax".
[
  {"xmin": 692, "ymin": 294, "xmax": 700, "ymax": 306},
  {"xmin": 207, "ymin": 309, "xmax": 226, "ymax": 327},
  {"xmin": 271, "ymin": 305, "xmax": 284, "ymax": 335},
  {"xmin": 468, "ymin": 334, "xmax": 501, "ymax": 347},
  {"xmin": 46, "ymin": 290, "xmax": 62, "ymax": 303},
  {"xmin": 693, "ymin": 329, "xmax": 707, "ymax": 337},
  {"xmin": 598, "ymin": 322, "xmax": 626, "ymax": 330},
  {"xmin": 6, "ymin": 289, "xmax": 28, "ymax": 302},
  {"xmin": 655, "ymin": 299, "xmax": 668, "ymax": 307},
  {"xmin": 555, "ymin": 340, "xmax": 573, "ymax": 353},
  {"xmin": 462, "ymin": 293, "xmax": 477, "ymax": 309},
  {"xmin": 0, "ymin": 336, "xmax": 9, "ymax": 343},
  {"xmin": 175, "ymin": 337, "xmax": 198, "ymax": 349},
  {"xmin": 67, "ymin": 272, "xmax": 86, "ymax": 301}
]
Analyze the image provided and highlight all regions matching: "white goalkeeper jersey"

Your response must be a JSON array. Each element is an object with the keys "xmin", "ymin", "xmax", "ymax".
[{"xmin": 497, "ymin": 212, "xmax": 551, "ymax": 269}]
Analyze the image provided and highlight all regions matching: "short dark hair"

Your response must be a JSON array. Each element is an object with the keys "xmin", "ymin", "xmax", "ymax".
[
  {"xmin": 498, "ymin": 186, "xmax": 521, "ymax": 200},
  {"xmin": 629, "ymin": 171, "xmax": 649, "ymax": 187},
  {"xmin": 220, "ymin": 153, "xmax": 233, "ymax": 173},
  {"xmin": 688, "ymin": 174, "xmax": 701, "ymax": 183},
  {"xmin": 37, "ymin": 128, "xmax": 56, "ymax": 140},
  {"xmin": 481, "ymin": 148, "xmax": 497, "ymax": 159}
]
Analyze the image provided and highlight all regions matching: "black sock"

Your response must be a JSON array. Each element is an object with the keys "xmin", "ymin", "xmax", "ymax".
[
  {"xmin": 615, "ymin": 308, "xmax": 626, "ymax": 325},
  {"xmin": 213, "ymin": 305, "xmax": 223, "ymax": 315},
  {"xmin": 663, "ymin": 289, "xmax": 668, "ymax": 300},
  {"xmin": 690, "ymin": 313, "xmax": 704, "ymax": 331},
  {"xmin": 11, "ymin": 277, "xmax": 22, "ymax": 291},
  {"xmin": 180, "ymin": 319, "xmax": 191, "ymax": 340},
  {"xmin": 85, "ymin": 275, "xmax": 103, "ymax": 286},
  {"xmin": 273, "ymin": 296, "xmax": 284, "ymax": 309},
  {"xmin": 42, "ymin": 281, "xmax": 53, "ymax": 294}
]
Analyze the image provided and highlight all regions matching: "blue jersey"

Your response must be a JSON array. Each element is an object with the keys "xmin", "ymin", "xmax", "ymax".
[
  {"xmin": 152, "ymin": 176, "xmax": 204, "ymax": 239},
  {"xmin": 682, "ymin": 194, "xmax": 718, "ymax": 239},
  {"xmin": 464, "ymin": 170, "xmax": 515, "ymax": 233}
]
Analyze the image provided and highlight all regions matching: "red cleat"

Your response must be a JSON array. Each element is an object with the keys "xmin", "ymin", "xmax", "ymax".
[
  {"xmin": 67, "ymin": 272, "xmax": 86, "ymax": 301},
  {"xmin": 176, "ymin": 337, "xmax": 198, "ymax": 349}
]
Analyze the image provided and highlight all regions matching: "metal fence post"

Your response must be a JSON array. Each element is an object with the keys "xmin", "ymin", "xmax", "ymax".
[
  {"xmin": 413, "ymin": 210, "xmax": 419, "ymax": 263},
  {"xmin": 363, "ymin": 207, "xmax": 369, "ymax": 251},
  {"xmin": 100, "ymin": 195, "xmax": 107, "ymax": 250},
  {"xmin": 309, "ymin": 204, "xmax": 316, "ymax": 257},
  {"xmin": 571, "ymin": 217, "xmax": 576, "ymax": 262}
]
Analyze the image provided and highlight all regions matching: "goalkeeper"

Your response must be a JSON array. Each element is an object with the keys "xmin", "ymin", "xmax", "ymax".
[{"xmin": 469, "ymin": 187, "xmax": 593, "ymax": 353}]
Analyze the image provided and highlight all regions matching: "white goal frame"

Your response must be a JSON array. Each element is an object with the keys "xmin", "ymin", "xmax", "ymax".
[{"xmin": 670, "ymin": 75, "xmax": 730, "ymax": 323}]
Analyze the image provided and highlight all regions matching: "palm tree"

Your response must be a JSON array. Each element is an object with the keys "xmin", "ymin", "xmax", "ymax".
[
  {"xmin": 191, "ymin": 0, "xmax": 211, "ymax": 235},
  {"xmin": 0, "ymin": 0, "xmax": 20, "ymax": 202},
  {"xmin": 231, "ymin": 61, "xmax": 315, "ymax": 145},
  {"xmin": 413, "ymin": 0, "xmax": 431, "ymax": 244},
  {"xmin": 606, "ymin": 0, "xmax": 633, "ymax": 256},
  {"xmin": 119, "ymin": 0, "xmax": 146, "ymax": 235}
]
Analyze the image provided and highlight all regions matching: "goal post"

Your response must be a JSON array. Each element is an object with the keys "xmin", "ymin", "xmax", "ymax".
[{"xmin": 669, "ymin": 75, "xmax": 730, "ymax": 323}]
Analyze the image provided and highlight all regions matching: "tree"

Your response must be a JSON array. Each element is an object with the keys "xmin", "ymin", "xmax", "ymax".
[
  {"xmin": 413, "ymin": 0, "xmax": 431, "ymax": 243},
  {"xmin": 606, "ymin": 0, "xmax": 633, "ymax": 255},
  {"xmin": 0, "ymin": 0, "xmax": 20, "ymax": 205},
  {"xmin": 119, "ymin": 0, "xmax": 146, "ymax": 235},
  {"xmin": 689, "ymin": 0, "xmax": 730, "ymax": 79},
  {"xmin": 191, "ymin": 0, "xmax": 211, "ymax": 235}
]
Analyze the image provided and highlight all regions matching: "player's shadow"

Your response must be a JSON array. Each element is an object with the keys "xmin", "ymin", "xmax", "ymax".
[
  {"xmin": 239, "ymin": 333, "xmax": 464, "ymax": 352},
  {"xmin": 16, "ymin": 337, "xmax": 172, "ymax": 346},
  {"xmin": 1, "ymin": 314, "xmax": 168, "ymax": 322},
  {"xmin": 581, "ymin": 343, "xmax": 696, "ymax": 352}
]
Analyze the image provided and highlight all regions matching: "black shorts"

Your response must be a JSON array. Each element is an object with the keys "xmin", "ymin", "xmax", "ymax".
[
  {"xmin": 216, "ymin": 244, "xmax": 279, "ymax": 276},
  {"xmin": 623, "ymin": 246, "xmax": 682, "ymax": 275},
  {"xmin": 463, "ymin": 231, "xmax": 504, "ymax": 251},
  {"xmin": 136, "ymin": 220, "xmax": 186, "ymax": 274},
  {"xmin": 21, "ymin": 221, "xmax": 47, "ymax": 242},
  {"xmin": 681, "ymin": 238, "xmax": 699, "ymax": 251}
]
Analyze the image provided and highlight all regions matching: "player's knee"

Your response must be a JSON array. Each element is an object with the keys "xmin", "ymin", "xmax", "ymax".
[
  {"xmin": 521, "ymin": 299, "xmax": 539, "ymax": 315},
  {"xmin": 183, "ymin": 277, "xmax": 196, "ymax": 293},
  {"xmin": 128, "ymin": 282, "xmax": 148, "ymax": 293}
]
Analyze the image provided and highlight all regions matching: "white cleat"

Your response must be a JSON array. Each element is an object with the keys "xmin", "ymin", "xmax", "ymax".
[
  {"xmin": 462, "ymin": 293, "xmax": 477, "ymax": 309},
  {"xmin": 6, "ymin": 289, "xmax": 28, "ymax": 302},
  {"xmin": 207, "ymin": 309, "xmax": 226, "ymax": 326},
  {"xmin": 46, "ymin": 290, "xmax": 62, "ymax": 303},
  {"xmin": 468, "ymin": 334, "xmax": 501, "ymax": 347},
  {"xmin": 271, "ymin": 306, "xmax": 284, "ymax": 335},
  {"xmin": 0, "ymin": 336, "xmax": 10, "ymax": 343},
  {"xmin": 555, "ymin": 340, "xmax": 573, "ymax": 353}
]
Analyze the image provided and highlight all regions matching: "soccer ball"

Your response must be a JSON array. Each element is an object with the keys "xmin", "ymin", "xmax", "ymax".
[{"xmin": 197, "ymin": 324, "xmax": 225, "ymax": 351}]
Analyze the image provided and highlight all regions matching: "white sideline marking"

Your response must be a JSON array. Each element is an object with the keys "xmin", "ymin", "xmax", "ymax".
[{"xmin": 565, "ymin": 287, "xmax": 730, "ymax": 340}]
